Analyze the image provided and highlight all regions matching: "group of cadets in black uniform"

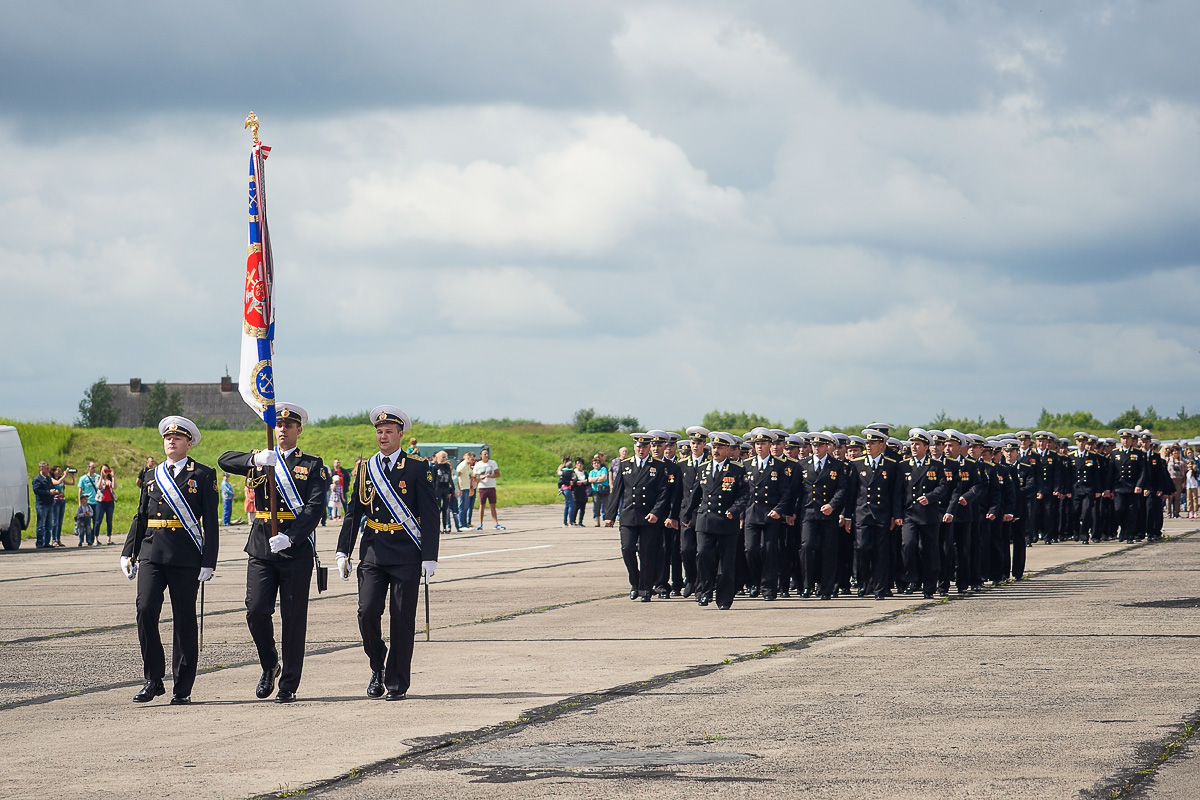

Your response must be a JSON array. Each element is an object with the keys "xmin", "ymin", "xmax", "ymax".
[
  {"xmin": 121, "ymin": 405, "xmax": 438, "ymax": 705},
  {"xmin": 610, "ymin": 424, "xmax": 1177, "ymax": 609}
]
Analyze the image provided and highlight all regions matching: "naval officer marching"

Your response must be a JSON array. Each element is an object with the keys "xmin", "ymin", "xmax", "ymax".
[
  {"xmin": 218, "ymin": 402, "xmax": 327, "ymax": 703},
  {"xmin": 336, "ymin": 406, "xmax": 439, "ymax": 701},
  {"xmin": 120, "ymin": 416, "xmax": 219, "ymax": 704}
]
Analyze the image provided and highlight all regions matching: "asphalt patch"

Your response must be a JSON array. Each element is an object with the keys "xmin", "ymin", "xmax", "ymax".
[{"xmin": 464, "ymin": 745, "xmax": 754, "ymax": 768}]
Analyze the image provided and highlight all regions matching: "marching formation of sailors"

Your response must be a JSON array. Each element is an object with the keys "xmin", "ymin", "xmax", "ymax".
[
  {"xmin": 611, "ymin": 424, "xmax": 1176, "ymax": 609},
  {"xmin": 120, "ymin": 405, "xmax": 436, "ymax": 705}
]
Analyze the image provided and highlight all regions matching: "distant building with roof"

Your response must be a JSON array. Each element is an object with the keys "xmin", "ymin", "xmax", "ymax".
[{"xmin": 108, "ymin": 376, "xmax": 263, "ymax": 430}]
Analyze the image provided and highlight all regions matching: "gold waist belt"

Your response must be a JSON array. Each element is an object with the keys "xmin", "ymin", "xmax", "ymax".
[
  {"xmin": 255, "ymin": 511, "xmax": 297, "ymax": 520},
  {"xmin": 147, "ymin": 519, "xmax": 183, "ymax": 528},
  {"xmin": 366, "ymin": 519, "xmax": 406, "ymax": 532}
]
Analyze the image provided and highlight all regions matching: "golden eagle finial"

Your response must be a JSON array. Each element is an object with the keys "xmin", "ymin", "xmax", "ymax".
[{"xmin": 244, "ymin": 111, "xmax": 260, "ymax": 143}]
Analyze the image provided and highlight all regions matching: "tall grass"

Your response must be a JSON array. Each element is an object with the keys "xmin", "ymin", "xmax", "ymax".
[{"xmin": 0, "ymin": 418, "xmax": 630, "ymax": 540}]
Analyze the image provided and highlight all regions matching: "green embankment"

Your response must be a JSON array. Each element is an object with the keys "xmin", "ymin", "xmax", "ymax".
[{"xmin": 2, "ymin": 419, "xmax": 632, "ymax": 541}]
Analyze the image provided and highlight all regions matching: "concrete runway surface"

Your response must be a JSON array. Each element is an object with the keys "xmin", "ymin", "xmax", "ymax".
[{"xmin": 2, "ymin": 508, "xmax": 1199, "ymax": 799}]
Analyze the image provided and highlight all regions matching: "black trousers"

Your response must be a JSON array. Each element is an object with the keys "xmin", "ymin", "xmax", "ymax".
[
  {"xmin": 246, "ymin": 555, "xmax": 313, "ymax": 693},
  {"xmin": 1114, "ymin": 493, "xmax": 1143, "ymax": 541},
  {"xmin": 620, "ymin": 523, "xmax": 663, "ymax": 596},
  {"xmin": 696, "ymin": 530, "xmax": 739, "ymax": 607},
  {"xmin": 680, "ymin": 524, "xmax": 698, "ymax": 588},
  {"xmin": 1008, "ymin": 521, "xmax": 1026, "ymax": 579},
  {"xmin": 1074, "ymin": 493, "xmax": 1098, "ymax": 542},
  {"xmin": 1146, "ymin": 495, "xmax": 1164, "ymax": 538},
  {"xmin": 135, "ymin": 562, "xmax": 200, "ymax": 697},
  {"xmin": 778, "ymin": 521, "xmax": 800, "ymax": 592},
  {"xmin": 854, "ymin": 523, "xmax": 886, "ymax": 596},
  {"xmin": 937, "ymin": 520, "xmax": 955, "ymax": 593},
  {"xmin": 658, "ymin": 525, "xmax": 683, "ymax": 591},
  {"xmin": 744, "ymin": 517, "xmax": 782, "ymax": 594},
  {"xmin": 357, "ymin": 561, "xmax": 421, "ymax": 694},
  {"xmin": 971, "ymin": 517, "xmax": 986, "ymax": 586},
  {"xmin": 800, "ymin": 517, "xmax": 838, "ymax": 596},
  {"xmin": 954, "ymin": 519, "xmax": 973, "ymax": 590},
  {"xmin": 1031, "ymin": 495, "xmax": 1057, "ymax": 540},
  {"xmin": 901, "ymin": 519, "xmax": 939, "ymax": 595}
]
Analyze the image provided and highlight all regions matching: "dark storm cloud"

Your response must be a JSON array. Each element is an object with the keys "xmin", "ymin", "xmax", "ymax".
[{"xmin": 0, "ymin": 1, "xmax": 624, "ymax": 119}]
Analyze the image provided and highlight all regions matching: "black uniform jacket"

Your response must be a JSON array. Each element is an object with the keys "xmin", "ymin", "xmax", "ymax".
[
  {"xmin": 1072, "ymin": 450, "xmax": 1105, "ymax": 494},
  {"xmin": 797, "ymin": 456, "xmax": 848, "ymax": 522},
  {"xmin": 995, "ymin": 462, "xmax": 1018, "ymax": 517},
  {"xmin": 679, "ymin": 456, "xmax": 709, "ymax": 528},
  {"xmin": 1110, "ymin": 447, "xmax": 1147, "ymax": 494},
  {"xmin": 847, "ymin": 454, "xmax": 903, "ymax": 527},
  {"xmin": 945, "ymin": 457, "xmax": 985, "ymax": 523},
  {"xmin": 122, "ymin": 457, "xmax": 219, "ymax": 569},
  {"xmin": 218, "ymin": 448, "xmax": 327, "ymax": 560},
  {"xmin": 899, "ymin": 457, "xmax": 948, "ymax": 526},
  {"xmin": 607, "ymin": 457, "xmax": 671, "ymax": 526},
  {"xmin": 685, "ymin": 459, "xmax": 749, "ymax": 536},
  {"xmin": 743, "ymin": 455, "xmax": 796, "ymax": 525},
  {"xmin": 1027, "ymin": 449, "xmax": 1063, "ymax": 496},
  {"xmin": 663, "ymin": 458, "xmax": 684, "ymax": 522},
  {"xmin": 337, "ymin": 454, "xmax": 439, "ymax": 567}
]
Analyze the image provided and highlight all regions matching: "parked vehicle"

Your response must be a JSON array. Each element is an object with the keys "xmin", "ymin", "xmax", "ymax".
[{"xmin": 0, "ymin": 425, "xmax": 30, "ymax": 550}]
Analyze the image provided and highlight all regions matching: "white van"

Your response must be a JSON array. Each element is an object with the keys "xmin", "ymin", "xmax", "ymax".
[{"xmin": 0, "ymin": 425, "xmax": 30, "ymax": 550}]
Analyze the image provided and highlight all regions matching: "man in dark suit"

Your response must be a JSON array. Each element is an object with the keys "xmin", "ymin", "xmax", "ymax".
[
  {"xmin": 941, "ymin": 431, "xmax": 985, "ymax": 594},
  {"xmin": 898, "ymin": 430, "xmax": 948, "ymax": 598},
  {"xmin": 779, "ymin": 433, "xmax": 807, "ymax": 597},
  {"xmin": 120, "ymin": 416, "xmax": 219, "ymax": 705},
  {"xmin": 1030, "ymin": 431, "xmax": 1064, "ymax": 542},
  {"xmin": 1071, "ymin": 433, "xmax": 1103, "ymax": 544},
  {"xmin": 1111, "ymin": 429, "xmax": 1148, "ymax": 541},
  {"xmin": 847, "ymin": 429, "xmax": 904, "ymax": 600},
  {"xmin": 685, "ymin": 432, "xmax": 749, "ymax": 609},
  {"xmin": 654, "ymin": 432, "xmax": 685, "ymax": 598},
  {"xmin": 741, "ymin": 429, "xmax": 795, "ymax": 601},
  {"xmin": 798, "ymin": 432, "xmax": 848, "ymax": 600},
  {"xmin": 219, "ymin": 402, "xmax": 327, "ymax": 703},
  {"xmin": 336, "ymin": 405, "xmax": 439, "ymax": 701},
  {"xmin": 677, "ymin": 426, "xmax": 710, "ymax": 598},
  {"xmin": 606, "ymin": 431, "xmax": 671, "ymax": 602}
]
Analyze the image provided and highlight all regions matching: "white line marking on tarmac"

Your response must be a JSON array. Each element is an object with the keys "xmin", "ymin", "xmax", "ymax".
[{"xmin": 443, "ymin": 545, "xmax": 553, "ymax": 559}]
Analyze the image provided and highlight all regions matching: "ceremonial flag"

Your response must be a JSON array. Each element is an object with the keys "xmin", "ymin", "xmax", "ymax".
[{"xmin": 240, "ymin": 134, "xmax": 276, "ymax": 427}]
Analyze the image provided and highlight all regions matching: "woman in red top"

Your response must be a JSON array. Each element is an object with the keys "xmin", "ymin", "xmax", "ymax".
[{"xmin": 96, "ymin": 464, "xmax": 117, "ymax": 545}]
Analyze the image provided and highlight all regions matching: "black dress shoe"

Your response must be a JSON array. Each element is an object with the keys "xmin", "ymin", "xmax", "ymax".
[
  {"xmin": 681, "ymin": 582, "xmax": 694, "ymax": 598},
  {"xmin": 658, "ymin": 590, "xmax": 670, "ymax": 599},
  {"xmin": 763, "ymin": 592, "xmax": 776, "ymax": 601},
  {"xmin": 256, "ymin": 664, "xmax": 281, "ymax": 699},
  {"xmin": 385, "ymin": 690, "xmax": 407, "ymax": 701},
  {"xmin": 133, "ymin": 679, "xmax": 165, "ymax": 703},
  {"xmin": 779, "ymin": 589, "xmax": 789, "ymax": 598},
  {"xmin": 169, "ymin": 695, "xmax": 191, "ymax": 705},
  {"xmin": 716, "ymin": 603, "xmax": 731, "ymax": 610},
  {"xmin": 748, "ymin": 585, "xmax": 760, "ymax": 598},
  {"xmin": 801, "ymin": 588, "xmax": 812, "ymax": 598},
  {"xmin": 923, "ymin": 592, "xmax": 933, "ymax": 599},
  {"xmin": 275, "ymin": 690, "xmax": 297, "ymax": 703},
  {"xmin": 670, "ymin": 589, "xmax": 681, "ymax": 597},
  {"xmin": 640, "ymin": 593, "xmax": 652, "ymax": 602},
  {"xmin": 856, "ymin": 588, "xmax": 866, "ymax": 597},
  {"xmin": 629, "ymin": 589, "xmax": 639, "ymax": 600},
  {"xmin": 820, "ymin": 594, "xmax": 831, "ymax": 601},
  {"xmin": 367, "ymin": 670, "xmax": 385, "ymax": 698},
  {"xmin": 697, "ymin": 596, "xmax": 710, "ymax": 607}
]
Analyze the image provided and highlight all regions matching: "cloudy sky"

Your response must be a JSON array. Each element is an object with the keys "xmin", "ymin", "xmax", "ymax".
[{"xmin": 2, "ymin": 0, "xmax": 1198, "ymax": 429}]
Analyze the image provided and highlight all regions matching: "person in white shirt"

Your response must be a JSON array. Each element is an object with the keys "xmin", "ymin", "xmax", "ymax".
[{"xmin": 473, "ymin": 448, "xmax": 504, "ymax": 530}]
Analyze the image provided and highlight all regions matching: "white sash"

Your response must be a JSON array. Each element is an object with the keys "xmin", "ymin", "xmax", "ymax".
[
  {"xmin": 366, "ymin": 453, "xmax": 423, "ymax": 550},
  {"xmin": 154, "ymin": 462, "xmax": 203, "ymax": 553},
  {"xmin": 273, "ymin": 448, "xmax": 304, "ymax": 514},
  {"xmin": 271, "ymin": 448, "xmax": 315, "ymax": 549}
]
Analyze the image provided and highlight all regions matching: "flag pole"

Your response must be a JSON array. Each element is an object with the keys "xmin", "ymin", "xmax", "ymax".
[{"xmin": 244, "ymin": 111, "xmax": 280, "ymax": 543}]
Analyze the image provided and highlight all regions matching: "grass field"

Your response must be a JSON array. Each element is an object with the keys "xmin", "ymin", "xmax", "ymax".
[{"xmin": 1, "ymin": 418, "xmax": 632, "ymax": 542}]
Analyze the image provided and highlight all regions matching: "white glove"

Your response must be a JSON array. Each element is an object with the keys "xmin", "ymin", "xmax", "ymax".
[
  {"xmin": 253, "ymin": 450, "xmax": 279, "ymax": 468},
  {"xmin": 422, "ymin": 560, "xmax": 437, "ymax": 578},
  {"xmin": 336, "ymin": 552, "xmax": 351, "ymax": 581},
  {"xmin": 120, "ymin": 556, "xmax": 137, "ymax": 581},
  {"xmin": 198, "ymin": 567, "xmax": 214, "ymax": 582},
  {"xmin": 269, "ymin": 533, "xmax": 290, "ymax": 553}
]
